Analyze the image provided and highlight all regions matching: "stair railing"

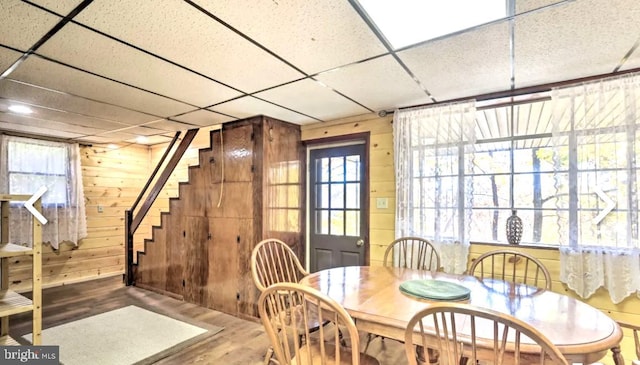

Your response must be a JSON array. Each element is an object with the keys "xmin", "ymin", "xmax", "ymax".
[{"xmin": 124, "ymin": 128, "xmax": 199, "ymax": 285}]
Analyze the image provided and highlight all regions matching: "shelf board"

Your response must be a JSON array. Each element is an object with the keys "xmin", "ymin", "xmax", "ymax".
[
  {"xmin": 0, "ymin": 290, "xmax": 33, "ymax": 317},
  {"xmin": 0, "ymin": 335, "xmax": 21, "ymax": 346},
  {"xmin": 0, "ymin": 243, "xmax": 33, "ymax": 258}
]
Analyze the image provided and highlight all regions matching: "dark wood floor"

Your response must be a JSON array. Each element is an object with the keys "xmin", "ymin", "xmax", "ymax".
[{"xmin": 9, "ymin": 276, "xmax": 407, "ymax": 365}]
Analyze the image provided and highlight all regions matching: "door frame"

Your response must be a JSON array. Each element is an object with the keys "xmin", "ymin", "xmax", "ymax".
[{"xmin": 304, "ymin": 132, "xmax": 370, "ymax": 271}]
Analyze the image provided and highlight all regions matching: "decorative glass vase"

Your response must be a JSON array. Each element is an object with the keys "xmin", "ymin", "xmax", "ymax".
[{"xmin": 506, "ymin": 209, "xmax": 523, "ymax": 245}]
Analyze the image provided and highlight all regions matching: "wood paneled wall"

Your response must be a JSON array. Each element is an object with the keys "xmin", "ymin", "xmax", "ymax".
[
  {"xmin": 9, "ymin": 143, "xmax": 150, "ymax": 292},
  {"xmin": 301, "ymin": 112, "xmax": 640, "ymax": 365}
]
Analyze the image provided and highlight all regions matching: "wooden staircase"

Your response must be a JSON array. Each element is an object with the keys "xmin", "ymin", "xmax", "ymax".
[{"xmin": 131, "ymin": 116, "xmax": 304, "ymax": 319}]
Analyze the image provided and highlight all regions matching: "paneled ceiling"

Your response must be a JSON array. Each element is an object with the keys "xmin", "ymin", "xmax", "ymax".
[{"xmin": 0, "ymin": 0, "xmax": 639, "ymax": 145}]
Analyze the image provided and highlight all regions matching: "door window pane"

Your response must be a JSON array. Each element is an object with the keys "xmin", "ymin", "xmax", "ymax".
[
  {"xmin": 317, "ymin": 210, "xmax": 329, "ymax": 234},
  {"xmin": 346, "ymin": 183, "xmax": 360, "ymax": 209},
  {"xmin": 346, "ymin": 155, "xmax": 360, "ymax": 181},
  {"xmin": 345, "ymin": 211, "xmax": 360, "ymax": 236},
  {"xmin": 331, "ymin": 184, "xmax": 344, "ymax": 209},
  {"xmin": 330, "ymin": 157, "xmax": 344, "ymax": 182},
  {"xmin": 330, "ymin": 210, "xmax": 344, "ymax": 235}
]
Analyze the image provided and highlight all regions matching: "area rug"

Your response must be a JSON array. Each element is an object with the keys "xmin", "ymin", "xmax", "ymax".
[{"xmin": 23, "ymin": 305, "xmax": 224, "ymax": 365}]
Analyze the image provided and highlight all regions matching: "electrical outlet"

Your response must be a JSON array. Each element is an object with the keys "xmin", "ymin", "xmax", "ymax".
[{"xmin": 97, "ymin": 205, "xmax": 104, "ymax": 213}]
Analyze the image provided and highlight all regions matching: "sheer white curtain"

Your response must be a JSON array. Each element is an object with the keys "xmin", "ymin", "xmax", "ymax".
[
  {"xmin": 0, "ymin": 135, "xmax": 87, "ymax": 249},
  {"xmin": 551, "ymin": 74, "xmax": 640, "ymax": 303},
  {"xmin": 394, "ymin": 101, "xmax": 476, "ymax": 274}
]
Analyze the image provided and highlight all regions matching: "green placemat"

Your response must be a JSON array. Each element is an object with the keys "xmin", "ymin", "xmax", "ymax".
[{"xmin": 399, "ymin": 279, "xmax": 471, "ymax": 301}]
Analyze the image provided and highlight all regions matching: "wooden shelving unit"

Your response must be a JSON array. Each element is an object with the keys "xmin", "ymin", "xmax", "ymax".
[{"xmin": 0, "ymin": 194, "xmax": 42, "ymax": 346}]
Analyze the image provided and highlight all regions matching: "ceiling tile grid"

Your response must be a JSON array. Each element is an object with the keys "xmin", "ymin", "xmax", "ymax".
[
  {"xmin": 0, "ymin": 0, "xmax": 637, "ymax": 145},
  {"xmin": 315, "ymin": 55, "xmax": 432, "ymax": 112},
  {"xmin": 0, "ymin": 47, "xmax": 22, "ymax": 75},
  {"xmin": 514, "ymin": 0, "xmax": 640, "ymax": 88},
  {"xmin": 0, "ymin": 79, "xmax": 157, "ymax": 125},
  {"xmin": 29, "ymin": 0, "xmax": 84, "ymax": 16},
  {"xmin": 210, "ymin": 96, "xmax": 312, "ymax": 125},
  {"xmin": 254, "ymin": 78, "xmax": 370, "ymax": 121},
  {"xmin": 193, "ymin": 0, "xmax": 388, "ymax": 75},
  {"xmin": 143, "ymin": 119, "xmax": 195, "ymax": 132},
  {"xmin": 36, "ymin": 23, "xmax": 242, "ymax": 108},
  {"xmin": 171, "ymin": 109, "xmax": 234, "ymax": 127},
  {"xmin": 73, "ymin": 0, "xmax": 305, "ymax": 93},
  {"xmin": 0, "ymin": 118, "xmax": 84, "ymax": 139},
  {"xmin": 0, "ymin": 0, "xmax": 61, "ymax": 51},
  {"xmin": 9, "ymin": 57, "xmax": 195, "ymax": 118},
  {"xmin": 398, "ymin": 21, "xmax": 512, "ymax": 101}
]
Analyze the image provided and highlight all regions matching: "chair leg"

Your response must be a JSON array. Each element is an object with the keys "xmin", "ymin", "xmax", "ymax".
[
  {"xmin": 263, "ymin": 346, "xmax": 275, "ymax": 365},
  {"xmin": 337, "ymin": 327, "xmax": 347, "ymax": 347},
  {"xmin": 363, "ymin": 333, "xmax": 377, "ymax": 353},
  {"xmin": 611, "ymin": 346, "xmax": 624, "ymax": 365}
]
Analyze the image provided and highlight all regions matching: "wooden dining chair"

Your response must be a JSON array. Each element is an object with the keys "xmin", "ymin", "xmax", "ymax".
[
  {"xmin": 616, "ymin": 319, "xmax": 640, "ymax": 365},
  {"xmin": 364, "ymin": 237, "xmax": 442, "ymax": 353},
  {"xmin": 251, "ymin": 238, "xmax": 345, "ymax": 364},
  {"xmin": 404, "ymin": 302, "xmax": 569, "ymax": 365},
  {"xmin": 467, "ymin": 249, "xmax": 552, "ymax": 290},
  {"xmin": 383, "ymin": 236, "xmax": 441, "ymax": 271},
  {"xmin": 251, "ymin": 238, "xmax": 308, "ymax": 292},
  {"xmin": 259, "ymin": 282, "xmax": 380, "ymax": 365}
]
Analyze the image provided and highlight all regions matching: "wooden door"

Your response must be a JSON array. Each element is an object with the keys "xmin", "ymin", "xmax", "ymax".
[{"xmin": 309, "ymin": 144, "xmax": 368, "ymax": 272}]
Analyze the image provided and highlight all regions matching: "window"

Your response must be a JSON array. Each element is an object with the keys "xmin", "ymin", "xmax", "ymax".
[
  {"xmin": 408, "ymin": 94, "xmax": 640, "ymax": 248},
  {"xmin": 266, "ymin": 161, "xmax": 301, "ymax": 232},
  {"xmin": 7, "ymin": 139, "xmax": 69, "ymax": 205},
  {"xmin": 395, "ymin": 74, "xmax": 640, "ymax": 301},
  {"xmin": 0, "ymin": 135, "xmax": 87, "ymax": 249}
]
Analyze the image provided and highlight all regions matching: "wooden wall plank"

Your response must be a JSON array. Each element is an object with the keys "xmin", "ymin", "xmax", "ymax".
[{"xmin": 9, "ymin": 143, "xmax": 149, "ymax": 290}]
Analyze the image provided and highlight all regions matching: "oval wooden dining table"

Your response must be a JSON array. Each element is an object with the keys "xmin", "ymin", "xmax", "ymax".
[{"xmin": 299, "ymin": 265, "xmax": 623, "ymax": 364}]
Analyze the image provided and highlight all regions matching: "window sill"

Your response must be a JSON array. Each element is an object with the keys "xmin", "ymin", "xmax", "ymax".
[{"xmin": 469, "ymin": 241, "xmax": 559, "ymax": 251}]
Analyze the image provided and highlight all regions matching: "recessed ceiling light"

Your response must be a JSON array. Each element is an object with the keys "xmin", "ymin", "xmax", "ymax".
[
  {"xmin": 8, "ymin": 105, "xmax": 33, "ymax": 114},
  {"xmin": 135, "ymin": 136, "xmax": 149, "ymax": 144}
]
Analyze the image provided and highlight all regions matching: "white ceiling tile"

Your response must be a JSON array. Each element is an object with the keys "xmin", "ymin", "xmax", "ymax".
[
  {"xmin": 143, "ymin": 119, "xmax": 194, "ymax": 132},
  {"xmin": 315, "ymin": 55, "xmax": 431, "ymax": 112},
  {"xmin": 254, "ymin": 79, "xmax": 370, "ymax": 121},
  {"xmin": 193, "ymin": 0, "xmax": 387, "ymax": 75},
  {"xmin": 514, "ymin": 0, "xmax": 640, "ymax": 88},
  {"xmin": 0, "ymin": 111, "xmax": 109, "ymax": 135},
  {"xmin": 398, "ymin": 21, "xmax": 511, "ymax": 101},
  {"xmin": 172, "ymin": 109, "xmax": 233, "ymax": 127},
  {"xmin": 91, "ymin": 130, "xmax": 138, "ymax": 140},
  {"xmin": 210, "ymin": 96, "xmax": 312, "ymax": 125},
  {"xmin": 0, "ymin": 47, "xmax": 22, "ymax": 75},
  {"xmin": 115, "ymin": 126, "xmax": 167, "ymax": 136},
  {"xmin": 0, "ymin": 79, "xmax": 157, "ymax": 125},
  {"xmin": 0, "ymin": 98, "xmax": 131, "ymax": 131},
  {"xmin": 515, "ymin": 0, "xmax": 566, "ymax": 14},
  {"xmin": 0, "ymin": 118, "xmax": 84, "ymax": 139},
  {"xmin": 75, "ymin": 135, "xmax": 124, "ymax": 144},
  {"xmin": 10, "ymin": 56, "xmax": 194, "ymax": 117},
  {"xmin": 125, "ymin": 135, "xmax": 173, "ymax": 145},
  {"xmin": 0, "ymin": 0, "xmax": 61, "ymax": 50},
  {"xmin": 37, "ymin": 23, "xmax": 242, "ymax": 107},
  {"xmin": 28, "ymin": 0, "xmax": 83, "ymax": 16},
  {"xmin": 74, "ymin": 0, "xmax": 304, "ymax": 93}
]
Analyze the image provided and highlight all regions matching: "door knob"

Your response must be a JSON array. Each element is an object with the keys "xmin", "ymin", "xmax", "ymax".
[{"xmin": 356, "ymin": 239, "xmax": 364, "ymax": 247}]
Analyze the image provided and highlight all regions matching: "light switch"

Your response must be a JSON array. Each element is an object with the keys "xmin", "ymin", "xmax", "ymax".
[{"xmin": 376, "ymin": 197, "xmax": 388, "ymax": 209}]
